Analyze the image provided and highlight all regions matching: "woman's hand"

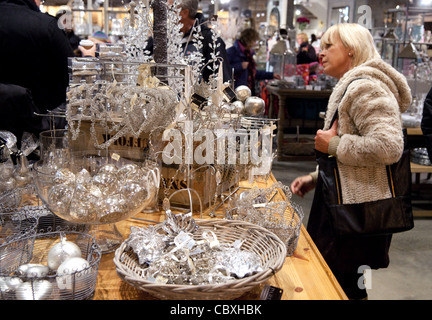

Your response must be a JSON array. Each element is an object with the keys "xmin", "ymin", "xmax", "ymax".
[
  {"xmin": 241, "ymin": 61, "xmax": 249, "ymax": 69},
  {"xmin": 315, "ymin": 119, "xmax": 338, "ymax": 153},
  {"xmin": 290, "ymin": 175, "xmax": 316, "ymax": 197}
]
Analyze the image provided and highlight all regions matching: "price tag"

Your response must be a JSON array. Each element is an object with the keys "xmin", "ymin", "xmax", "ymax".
[{"xmin": 260, "ymin": 285, "xmax": 283, "ymax": 300}]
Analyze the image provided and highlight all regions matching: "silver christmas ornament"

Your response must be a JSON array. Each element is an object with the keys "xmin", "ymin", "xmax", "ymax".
[
  {"xmin": 235, "ymin": 85, "xmax": 251, "ymax": 102},
  {"xmin": 1, "ymin": 276, "xmax": 23, "ymax": 291},
  {"xmin": 47, "ymin": 238, "xmax": 82, "ymax": 271},
  {"xmin": 15, "ymin": 280, "xmax": 53, "ymax": 300},
  {"xmin": 56, "ymin": 257, "xmax": 90, "ymax": 290},
  {"xmin": 244, "ymin": 96, "xmax": 265, "ymax": 116},
  {"xmin": 17, "ymin": 264, "xmax": 50, "ymax": 279},
  {"xmin": 232, "ymin": 100, "xmax": 245, "ymax": 113}
]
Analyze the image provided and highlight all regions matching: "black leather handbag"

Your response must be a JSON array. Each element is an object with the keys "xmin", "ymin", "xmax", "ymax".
[{"xmin": 316, "ymin": 110, "xmax": 414, "ymax": 237}]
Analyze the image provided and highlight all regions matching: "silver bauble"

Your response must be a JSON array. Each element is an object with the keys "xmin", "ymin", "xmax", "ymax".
[
  {"xmin": 244, "ymin": 96, "xmax": 265, "ymax": 116},
  {"xmin": 15, "ymin": 280, "xmax": 53, "ymax": 300},
  {"xmin": 47, "ymin": 239, "xmax": 82, "ymax": 270},
  {"xmin": 221, "ymin": 103, "xmax": 235, "ymax": 113},
  {"xmin": 17, "ymin": 264, "xmax": 50, "ymax": 279},
  {"xmin": 3, "ymin": 277, "xmax": 23, "ymax": 290},
  {"xmin": 235, "ymin": 85, "xmax": 252, "ymax": 102},
  {"xmin": 56, "ymin": 257, "xmax": 90, "ymax": 290},
  {"xmin": 232, "ymin": 100, "xmax": 245, "ymax": 114},
  {"xmin": 47, "ymin": 184, "xmax": 74, "ymax": 214}
]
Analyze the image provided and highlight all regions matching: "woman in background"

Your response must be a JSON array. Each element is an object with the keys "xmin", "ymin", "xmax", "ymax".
[{"xmin": 227, "ymin": 28, "xmax": 280, "ymax": 95}]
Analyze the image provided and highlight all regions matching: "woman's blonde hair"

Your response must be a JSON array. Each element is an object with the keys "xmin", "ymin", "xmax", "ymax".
[
  {"xmin": 296, "ymin": 33, "xmax": 309, "ymax": 43},
  {"xmin": 320, "ymin": 23, "xmax": 380, "ymax": 67}
]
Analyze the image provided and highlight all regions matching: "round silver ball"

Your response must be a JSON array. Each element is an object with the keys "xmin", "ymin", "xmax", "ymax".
[
  {"xmin": 232, "ymin": 100, "xmax": 245, "ymax": 114},
  {"xmin": 235, "ymin": 85, "xmax": 252, "ymax": 102},
  {"xmin": 244, "ymin": 96, "xmax": 265, "ymax": 116}
]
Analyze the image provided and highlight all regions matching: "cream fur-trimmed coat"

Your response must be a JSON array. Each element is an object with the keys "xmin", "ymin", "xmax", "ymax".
[{"xmin": 315, "ymin": 58, "xmax": 412, "ymax": 204}]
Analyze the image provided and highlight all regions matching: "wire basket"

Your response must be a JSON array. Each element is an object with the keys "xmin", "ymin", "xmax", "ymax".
[
  {"xmin": 114, "ymin": 219, "xmax": 286, "ymax": 300},
  {"xmin": 226, "ymin": 183, "xmax": 304, "ymax": 256},
  {"xmin": 0, "ymin": 231, "xmax": 101, "ymax": 300},
  {"xmin": 0, "ymin": 211, "xmax": 38, "ymax": 246}
]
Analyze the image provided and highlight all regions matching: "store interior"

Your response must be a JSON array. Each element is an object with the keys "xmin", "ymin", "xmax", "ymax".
[{"xmin": 1, "ymin": 0, "xmax": 432, "ymax": 301}]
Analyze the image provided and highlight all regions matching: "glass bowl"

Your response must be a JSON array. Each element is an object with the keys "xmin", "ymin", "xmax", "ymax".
[{"xmin": 32, "ymin": 149, "xmax": 160, "ymax": 225}]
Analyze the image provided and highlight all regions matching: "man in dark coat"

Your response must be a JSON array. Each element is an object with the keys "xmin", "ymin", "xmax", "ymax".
[
  {"xmin": 0, "ymin": 0, "xmax": 74, "ymax": 114},
  {"xmin": 145, "ymin": 0, "xmax": 232, "ymax": 83},
  {"xmin": 178, "ymin": 0, "xmax": 231, "ymax": 83},
  {"xmin": 421, "ymin": 88, "xmax": 432, "ymax": 160}
]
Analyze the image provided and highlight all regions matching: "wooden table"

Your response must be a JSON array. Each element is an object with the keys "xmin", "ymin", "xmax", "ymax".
[
  {"xmin": 266, "ymin": 85, "xmax": 332, "ymax": 161},
  {"xmin": 93, "ymin": 175, "xmax": 347, "ymax": 300}
]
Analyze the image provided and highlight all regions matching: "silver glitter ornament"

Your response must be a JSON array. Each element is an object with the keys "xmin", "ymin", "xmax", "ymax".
[
  {"xmin": 98, "ymin": 194, "xmax": 128, "ymax": 223},
  {"xmin": 1, "ymin": 276, "xmax": 23, "ymax": 291},
  {"xmin": 47, "ymin": 237, "xmax": 82, "ymax": 270},
  {"xmin": 17, "ymin": 264, "xmax": 50, "ymax": 279},
  {"xmin": 47, "ymin": 184, "xmax": 74, "ymax": 214},
  {"xmin": 244, "ymin": 96, "xmax": 265, "ymax": 116},
  {"xmin": 53, "ymin": 168, "xmax": 75, "ymax": 184},
  {"xmin": 232, "ymin": 100, "xmax": 245, "ymax": 114},
  {"xmin": 235, "ymin": 85, "xmax": 252, "ymax": 102},
  {"xmin": 121, "ymin": 182, "xmax": 148, "ymax": 207},
  {"xmin": 15, "ymin": 280, "xmax": 53, "ymax": 300},
  {"xmin": 117, "ymin": 163, "xmax": 141, "ymax": 181},
  {"xmin": 56, "ymin": 257, "xmax": 90, "ymax": 290}
]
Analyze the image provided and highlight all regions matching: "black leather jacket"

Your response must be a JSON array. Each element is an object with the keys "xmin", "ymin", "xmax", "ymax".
[{"xmin": 0, "ymin": 0, "xmax": 74, "ymax": 112}]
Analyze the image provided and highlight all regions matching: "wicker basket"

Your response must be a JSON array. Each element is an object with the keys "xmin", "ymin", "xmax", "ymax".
[{"xmin": 114, "ymin": 219, "xmax": 286, "ymax": 300}]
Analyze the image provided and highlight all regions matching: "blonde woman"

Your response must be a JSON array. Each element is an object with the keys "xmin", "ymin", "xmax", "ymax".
[
  {"xmin": 290, "ymin": 23, "xmax": 412, "ymax": 299},
  {"xmin": 296, "ymin": 32, "xmax": 317, "ymax": 65}
]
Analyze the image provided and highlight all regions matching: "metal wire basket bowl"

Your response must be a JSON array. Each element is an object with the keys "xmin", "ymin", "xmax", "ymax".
[
  {"xmin": 226, "ymin": 183, "xmax": 304, "ymax": 256},
  {"xmin": 1, "ymin": 186, "xmax": 39, "ymax": 246},
  {"xmin": 0, "ymin": 231, "xmax": 101, "ymax": 300},
  {"xmin": 114, "ymin": 218, "xmax": 286, "ymax": 300},
  {"xmin": 0, "ymin": 211, "xmax": 38, "ymax": 247}
]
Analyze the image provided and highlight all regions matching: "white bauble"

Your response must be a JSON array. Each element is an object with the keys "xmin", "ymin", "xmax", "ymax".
[{"xmin": 47, "ymin": 238, "xmax": 82, "ymax": 271}]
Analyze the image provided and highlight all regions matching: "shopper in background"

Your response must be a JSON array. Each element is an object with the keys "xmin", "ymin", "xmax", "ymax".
[
  {"xmin": 227, "ymin": 28, "xmax": 280, "ymax": 95},
  {"xmin": 296, "ymin": 32, "xmax": 318, "ymax": 65},
  {"xmin": 290, "ymin": 23, "xmax": 412, "ymax": 299},
  {"xmin": 0, "ymin": 0, "xmax": 74, "ymax": 143},
  {"xmin": 421, "ymin": 87, "xmax": 432, "ymax": 160},
  {"xmin": 143, "ymin": 0, "xmax": 231, "ymax": 83},
  {"xmin": 179, "ymin": 0, "xmax": 231, "ymax": 83},
  {"xmin": 88, "ymin": 31, "xmax": 110, "ymax": 44},
  {"xmin": 310, "ymin": 33, "xmax": 321, "ymax": 55}
]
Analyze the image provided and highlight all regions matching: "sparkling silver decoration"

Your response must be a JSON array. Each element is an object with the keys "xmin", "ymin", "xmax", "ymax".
[
  {"xmin": 125, "ymin": 211, "xmax": 263, "ymax": 285},
  {"xmin": 34, "ymin": 156, "xmax": 160, "ymax": 224},
  {"xmin": 15, "ymin": 280, "xmax": 53, "ymax": 300},
  {"xmin": 227, "ymin": 182, "xmax": 304, "ymax": 256},
  {"xmin": 16, "ymin": 264, "xmax": 50, "ymax": 279},
  {"xmin": 47, "ymin": 236, "xmax": 82, "ymax": 270},
  {"xmin": 231, "ymin": 100, "xmax": 245, "ymax": 114},
  {"xmin": 244, "ymin": 96, "xmax": 265, "ymax": 116},
  {"xmin": 235, "ymin": 85, "xmax": 251, "ymax": 102},
  {"xmin": 56, "ymin": 257, "xmax": 91, "ymax": 290}
]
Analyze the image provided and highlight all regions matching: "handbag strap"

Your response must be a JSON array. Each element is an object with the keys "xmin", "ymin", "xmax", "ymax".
[
  {"xmin": 329, "ymin": 77, "xmax": 408, "ymax": 201},
  {"xmin": 329, "ymin": 77, "xmax": 368, "ymax": 128}
]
